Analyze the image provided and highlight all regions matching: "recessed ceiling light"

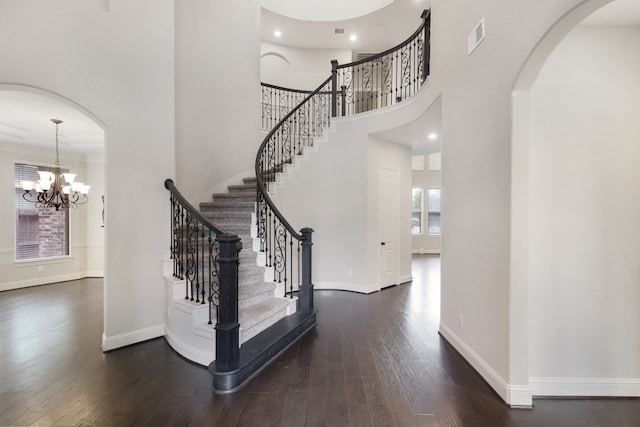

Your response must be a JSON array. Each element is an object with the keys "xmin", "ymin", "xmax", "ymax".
[
  {"xmin": 350, "ymin": 34, "xmax": 357, "ymax": 42},
  {"xmin": 428, "ymin": 133, "xmax": 438, "ymax": 140},
  {"xmin": 274, "ymin": 30, "xmax": 282, "ymax": 38}
]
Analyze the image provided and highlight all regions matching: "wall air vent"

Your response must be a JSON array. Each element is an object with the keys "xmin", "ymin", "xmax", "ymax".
[
  {"xmin": 468, "ymin": 17, "xmax": 485, "ymax": 55},
  {"xmin": 355, "ymin": 53, "xmax": 383, "ymax": 63}
]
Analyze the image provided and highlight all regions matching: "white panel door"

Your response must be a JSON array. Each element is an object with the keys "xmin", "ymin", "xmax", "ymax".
[{"xmin": 379, "ymin": 166, "xmax": 399, "ymax": 288}]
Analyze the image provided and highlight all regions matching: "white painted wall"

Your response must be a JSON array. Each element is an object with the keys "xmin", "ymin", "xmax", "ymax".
[
  {"xmin": 429, "ymin": 0, "xmax": 614, "ymax": 406},
  {"xmin": 0, "ymin": 142, "xmax": 103, "ymax": 290},
  {"xmin": 268, "ymin": 88, "xmax": 430, "ymax": 294},
  {"xmin": 411, "ymin": 155, "xmax": 441, "ymax": 254},
  {"xmin": 84, "ymin": 156, "xmax": 105, "ymax": 277},
  {"xmin": 261, "ymin": 42, "xmax": 352, "ymax": 89},
  {"xmin": 528, "ymin": 26, "xmax": 640, "ymax": 396},
  {"xmin": 0, "ymin": 0, "xmax": 175, "ymax": 349},
  {"xmin": 175, "ymin": 0, "xmax": 262, "ymax": 204}
]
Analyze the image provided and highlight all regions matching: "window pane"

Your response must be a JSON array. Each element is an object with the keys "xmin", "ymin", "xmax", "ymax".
[
  {"xmin": 411, "ymin": 188, "xmax": 422, "ymax": 234},
  {"xmin": 427, "ymin": 188, "xmax": 441, "ymax": 235},
  {"xmin": 15, "ymin": 163, "xmax": 70, "ymax": 260}
]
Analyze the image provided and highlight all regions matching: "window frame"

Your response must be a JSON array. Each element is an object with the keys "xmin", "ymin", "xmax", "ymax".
[
  {"xmin": 427, "ymin": 187, "xmax": 441, "ymax": 236},
  {"xmin": 411, "ymin": 187, "xmax": 424, "ymax": 235},
  {"xmin": 14, "ymin": 162, "xmax": 71, "ymax": 262}
]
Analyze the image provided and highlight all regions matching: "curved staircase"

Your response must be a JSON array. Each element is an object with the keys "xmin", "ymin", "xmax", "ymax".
[{"xmin": 163, "ymin": 176, "xmax": 296, "ymax": 366}]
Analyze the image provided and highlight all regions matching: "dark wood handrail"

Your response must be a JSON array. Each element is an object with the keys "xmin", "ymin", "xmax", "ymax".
[
  {"xmin": 261, "ymin": 82, "xmax": 333, "ymax": 95},
  {"xmin": 255, "ymin": 76, "xmax": 332, "ymax": 241},
  {"xmin": 335, "ymin": 9, "xmax": 429, "ymax": 70},
  {"xmin": 164, "ymin": 178, "xmax": 228, "ymax": 236}
]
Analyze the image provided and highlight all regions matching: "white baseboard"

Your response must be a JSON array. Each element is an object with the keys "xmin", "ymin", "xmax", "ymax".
[
  {"xmin": 313, "ymin": 281, "xmax": 379, "ymax": 294},
  {"xmin": 101, "ymin": 324, "xmax": 165, "ymax": 352},
  {"xmin": 85, "ymin": 270, "xmax": 104, "ymax": 278},
  {"xmin": 439, "ymin": 322, "xmax": 533, "ymax": 407},
  {"xmin": 0, "ymin": 272, "xmax": 85, "ymax": 292},
  {"xmin": 530, "ymin": 377, "xmax": 640, "ymax": 397},
  {"xmin": 164, "ymin": 329, "xmax": 213, "ymax": 367},
  {"xmin": 398, "ymin": 274, "xmax": 412, "ymax": 284},
  {"xmin": 412, "ymin": 249, "xmax": 440, "ymax": 254}
]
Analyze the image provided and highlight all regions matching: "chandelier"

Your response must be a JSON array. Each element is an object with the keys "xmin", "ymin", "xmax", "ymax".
[{"xmin": 21, "ymin": 119, "xmax": 90, "ymax": 211}]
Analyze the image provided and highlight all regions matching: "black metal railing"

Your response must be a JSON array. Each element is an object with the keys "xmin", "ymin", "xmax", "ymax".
[
  {"xmin": 165, "ymin": 179, "xmax": 241, "ymax": 372},
  {"xmin": 331, "ymin": 9, "xmax": 430, "ymax": 117},
  {"xmin": 261, "ymin": 83, "xmax": 317, "ymax": 129},
  {"xmin": 255, "ymin": 9, "xmax": 430, "ymax": 308},
  {"xmin": 255, "ymin": 78, "xmax": 331, "ymax": 306}
]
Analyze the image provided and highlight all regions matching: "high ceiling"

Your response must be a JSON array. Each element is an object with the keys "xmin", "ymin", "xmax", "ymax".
[
  {"xmin": 261, "ymin": 0, "xmax": 430, "ymax": 54},
  {"xmin": 1, "ymin": 0, "xmax": 639, "ymax": 156}
]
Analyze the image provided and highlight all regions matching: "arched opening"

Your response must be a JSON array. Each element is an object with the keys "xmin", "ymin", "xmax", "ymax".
[
  {"xmin": 260, "ymin": 51, "xmax": 293, "ymax": 87},
  {"xmin": 0, "ymin": 84, "xmax": 106, "ymax": 291},
  {"xmin": 512, "ymin": 0, "xmax": 640, "ymax": 398}
]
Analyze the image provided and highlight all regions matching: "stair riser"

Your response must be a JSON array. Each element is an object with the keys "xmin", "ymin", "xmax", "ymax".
[
  {"xmin": 228, "ymin": 185, "xmax": 256, "ymax": 193},
  {"xmin": 200, "ymin": 203, "xmax": 255, "ymax": 213},
  {"xmin": 212, "ymin": 194, "xmax": 256, "ymax": 202},
  {"xmin": 238, "ymin": 288, "xmax": 275, "ymax": 309}
]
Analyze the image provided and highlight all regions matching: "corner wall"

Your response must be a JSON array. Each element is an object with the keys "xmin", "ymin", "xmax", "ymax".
[
  {"xmin": 175, "ymin": 0, "xmax": 262, "ymax": 204},
  {"xmin": 429, "ymin": 0, "xmax": 613, "ymax": 406}
]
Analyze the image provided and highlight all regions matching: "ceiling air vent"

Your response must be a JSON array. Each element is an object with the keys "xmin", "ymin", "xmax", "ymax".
[
  {"xmin": 334, "ymin": 28, "xmax": 345, "ymax": 34},
  {"xmin": 468, "ymin": 17, "xmax": 486, "ymax": 55}
]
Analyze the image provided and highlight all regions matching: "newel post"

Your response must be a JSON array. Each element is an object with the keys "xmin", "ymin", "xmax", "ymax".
[
  {"xmin": 331, "ymin": 60, "xmax": 338, "ymax": 117},
  {"xmin": 214, "ymin": 234, "xmax": 241, "ymax": 372},
  {"xmin": 299, "ymin": 227, "xmax": 314, "ymax": 314},
  {"xmin": 421, "ymin": 9, "xmax": 431, "ymax": 82}
]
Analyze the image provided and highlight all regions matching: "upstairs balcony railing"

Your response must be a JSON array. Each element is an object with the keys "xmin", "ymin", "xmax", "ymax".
[{"xmin": 260, "ymin": 9, "xmax": 431, "ymax": 128}]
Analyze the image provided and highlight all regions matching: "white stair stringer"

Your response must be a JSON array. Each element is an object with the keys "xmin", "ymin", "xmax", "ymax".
[
  {"xmin": 266, "ymin": 125, "xmax": 334, "ymax": 198},
  {"xmin": 164, "ymin": 272, "xmax": 296, "ymax": 366}
]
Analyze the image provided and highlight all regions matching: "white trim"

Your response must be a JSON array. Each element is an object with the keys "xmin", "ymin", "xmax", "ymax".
[
  {"xmin": 412, "ymin": 249, "xmax": 441, "ymax": 254},
  {"xmin": 530, "ymin": 377, "xmax": 640, "ymax": 397},
  {"xmin": 314, "ymin": 281, "xmax": 380, "ymax": 294},
  {"xmin": 85, "ymin": 270, "xmax": 104, "ymax": 277},
  {"xmin": 13, "ymin": 255, "xmax": 75, "ymax": 267},
  {"xmin": 439, "ymin": 322, "xmax": 533, "ymax": 407},
  {"xmin": 101, "ymin": 324, "xmax": 165, "ymax": 352},
  {"xmin": 164, "ymin": 329, "xmax": 213, "ymax": 367},
  {"xmin": 398, "ymin": 274, "xmax": 412, "ymax": 284},
  {"xmin": 0, "ymin": 272, "xmax": 85, "ymax": 292}
]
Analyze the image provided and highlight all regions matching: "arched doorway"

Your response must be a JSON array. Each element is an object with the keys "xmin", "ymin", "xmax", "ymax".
[
  {"xmin": 0, "ymin": 84, "xmax": 106, "ymax": 290},
  {"xmin": 512, "ymin": 0, "xmax": 640, "ymax": 398}
]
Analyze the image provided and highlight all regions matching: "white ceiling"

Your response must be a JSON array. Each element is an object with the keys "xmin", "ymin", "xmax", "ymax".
[
  {"xmin": 581, "ymin": 0, "xmax": 640, "ymax": 26},
  {"xmin": 2, "ymin": 0, "xmax": 638, "ymax": 156},
  {"xmin": 261, "ymin": 0, "xmax": 431, "ymax": 54},
  {"xmin": 0, "ymin": 91, "xmax": 104, "ymax": 155}
]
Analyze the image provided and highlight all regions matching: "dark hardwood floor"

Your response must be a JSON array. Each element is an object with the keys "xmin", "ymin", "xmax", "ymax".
[{"xmin": 1, "ymin": 255, "xmax": 639, "ymax": 426}]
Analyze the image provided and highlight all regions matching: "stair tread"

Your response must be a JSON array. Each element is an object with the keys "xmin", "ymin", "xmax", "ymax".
[
  {"xmin": 238, "ymin": 298, "xmax": 291, "ymax": 331},
  {"xmin": 238, "ymin": 282, "xmax": 275, "ymax": 299}
]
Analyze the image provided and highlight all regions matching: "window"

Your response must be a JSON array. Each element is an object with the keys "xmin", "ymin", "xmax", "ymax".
[
  {"xmin": 14, "ymin": 163, "xmax": 69, "ymax": 260},
  {"xmin": 427, "ymin": 188, "xmax": 441, "ymax": 235},
  {"xmin": 411, "ymin": 188, "xmax": 423, "ymax": 234}
]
